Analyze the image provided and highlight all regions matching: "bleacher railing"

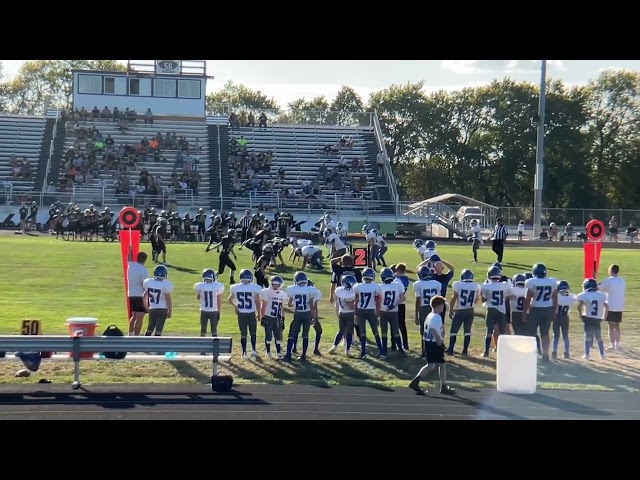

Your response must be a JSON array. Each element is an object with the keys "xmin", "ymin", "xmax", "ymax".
[
  {"xmin": 372, "ymin": 110, "xmax": 400, "ymax": 214},
  {"xmin": 2, "ymin": 184, "xmax": 12, "ymax": 205},
  {"xmin": 248, "ymin": 190, "xmax": 280, "ymax": 210},
  {"xmin": 42, "ymin": 109, "xmax": 60, "ymax": 191},
  {"xmin": 216, "ymin": 124, "xmax": 223, "ymax": 201},
  {"xmin": 207, "ymin": 105, "xmax": 375, "ymax": 128}
]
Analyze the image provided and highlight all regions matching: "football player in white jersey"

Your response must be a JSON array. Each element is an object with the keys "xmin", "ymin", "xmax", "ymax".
[
  {"xmin": 523, "ymin": 263, "xmax": 558, "ymax": 362},
  {"xmin": 599, "ymin": 264, "xmax": 626, "ymax": 351},
  {"xmin": 353, "ymin": 268, "xmax": 384, "ymax": 358},
  {"xmin": 143, "ymin": 264, "xmax": 174, "ymax": 337},
  {"xmin": 259, "ymin": 275, "xmax": 289, "ymax": 358},
  {"xmin": 413, "ymin": 239, "xmax": 426, "ymax": 261},
  {"xmin": 378, "ymin": 268, "xmax": 406, "ymax": 357},
  {"xmin": 480, "ymin": 266, "xmax": 511, "ymax": 357},
  {"xmin": 553, "ymin": 280, "xmax": 577, "ymax": 359},
  {"xmin": 298, "ymin": 244, "xmax": 324, "ymax": 270},
  {"xmin": 283, "ymin": 271, "xmax": 317, "ymax": 361},
  {"xmin": 194, "ymin": 268, "xmax": 225, "ymax": 337},
  {"xmin": 447, "ymin": 269, "xmax": 480, "ymax": 356},
  {"xmin": 374, "ymin": 231, "xmax": 388, "ymax": 268},
  {"xmin": 335, "ymin": 221, "xmax": 348, "ymax": 243},
  {"xmin": 467, "ymin": 219, "xmax": 482, "ymax": 263},
  {"xmin": 413, "ymin": 265, "xmax": 442, "ymax": 357},
  {"xmin": 365, "ymin": 228, "xmax": 379, "ymax": 269},
  {"xmin": 306, "ymin": 279, "xmax": 323, "ymax": 355},
  {"xmin": 228, "ymin": 269, "xmax": 263, "ymax": 359},
  {"xmin": 577, "ymin": 278, "xmax": 609, "ymax": 359},
  {"xmin": 422, "ymin": 240, "xmax": 438, "ymax": 262},
  {"xmin": 329, "ymin": 274, "xmax": 357, "ymax": 356},
  {"xmin": 509, "ymin": 274, "xmax": 528, "ymax": 335},
  {"xmin": 325, "ymin": 228, "xmax": 348, "ymax": 259}
]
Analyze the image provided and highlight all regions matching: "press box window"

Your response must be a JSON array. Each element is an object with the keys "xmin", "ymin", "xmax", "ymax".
[
  {"xmin": 154, "ymin": 78, "xmax": 176, "ymax": 97},
  {"xmin": 104, "ymin": 77, "xmax": 115, "ymax": 94},
  {"xmin": 129, "ymin": 78, "xmax": 140, "ymax": 95},
  {"xmin": 178, "ymin": 79, "xmax": 201, "ymax": 99},
  {"xmin": 77, "ymin": 75, "xmax": 102, "ymax": 94}
]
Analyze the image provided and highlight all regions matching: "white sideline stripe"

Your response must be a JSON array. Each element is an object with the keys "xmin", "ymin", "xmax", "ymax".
[{"xmin": 0, "ymin": 354, "xmax": 231, "ymax": 362}]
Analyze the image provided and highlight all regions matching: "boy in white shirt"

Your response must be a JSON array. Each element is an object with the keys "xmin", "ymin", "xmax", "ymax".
[
  {"xmin": 328, "ymin": 275, "xmax": 357, "ymax": 356},
  {"xmin": 480, "ymin": 266, "xmax": 512, "ymax": 357},
  {"xmin": 194, "ymin": 268, "xmax": 225, "ymax": 337},
  {"xmin": 408, "ymin": 295, "xmax": 455, "ymax": 396},
  {"xmin": 577, "ymin": 278, "xmax": 609, "ymax": 360},
  {"xmin": 228, "ymin": 269, "xmax": 263, "ymax": 359},
  {"xmin": 599, "ymin": 264, "xmax": 626, "ymax": 350},
  {"xmin": 553, "ymin": 280, "xmax": 577, "ymax": 359},
  {"xmin": 509, "ymin": 273, "xmax": 528, "ymax": 335},
  {"xmin": 378, "ymin": 268, "xmax": 406, "ymax": 357},
  {"xmin": 413, "ymin": 266, "xmax": 442, "ymax": 357},
  {"xmin": 353, "ymin": 268, "xmax": 384, "ymax": 358},
  {"xmin": 142, "ymin": 264, "xmax": 174, "ymax": 337},
  {"xmin": 259, "ymin": 275, "xmax": 288, "ymax": 358}
]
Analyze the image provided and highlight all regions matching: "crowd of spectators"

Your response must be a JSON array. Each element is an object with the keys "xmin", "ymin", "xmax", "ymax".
[
  {"xmin": 229, "ymin": 111, "xmax": 268, "ymax": 130},
  {"xmin": 52, "ymin": 111, "xmax": 203, "ymax": 202}
]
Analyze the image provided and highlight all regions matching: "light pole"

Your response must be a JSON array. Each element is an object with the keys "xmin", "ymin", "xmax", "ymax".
[{"xmin": 533, "ymin": 60, "xmax": 547, "ymax": 238}]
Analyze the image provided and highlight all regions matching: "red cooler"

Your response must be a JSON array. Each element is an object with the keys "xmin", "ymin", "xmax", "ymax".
[{"xmin": 65, "ymin": 317, "xmax": 99, "ymax": 359}]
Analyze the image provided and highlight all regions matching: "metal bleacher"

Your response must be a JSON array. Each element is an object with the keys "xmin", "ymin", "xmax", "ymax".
[
  {"xmin": 58, "ymin": 117, "xmax": 209, "ymax": 208},
  {"xmin": 229, "ymin": 124, "xmax": 384, "ymax": 213},
  {"xmin": 0, "ymin": 114, "xmax": 46, "ymax": 199}
]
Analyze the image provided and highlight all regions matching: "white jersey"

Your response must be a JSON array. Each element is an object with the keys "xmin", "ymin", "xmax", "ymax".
[
  {"xmin": 376, "ymin": 234, "xmax": 386, "ymax": 247},
  {"xmin": 336, "ymin": 226, "xmax": 347, "ymax": 237},
  {"xmin": 301, "ymin": 245, "xmax": 322, "ymax": 258},
  {"xmin": 194, "ymin": 281, "xmax": 225, "ymax": 312},
  {"xmin": 481, "ymin": 281, "xmax": 511, "ymax": 314},
  {"xmin": 365, "ymin": 231, "xmax": 377, "ymax": 243},
  {"xmin": 260, "ymin": 288, "xmax": 289, "ymax": 319},
  {"xmin": 286, "ymin": 285, "xmax": 316, "ymax": 312},
  {"xmin": 577, "ymin": 290, "xmax": 608, "ymax": 320},
  {"xmin": 525, "ymin": 277, "xmax": 558, "ymax": 308},
  {"xmin": 422, "ymin": 248, "xmax": 437, "ymax": 261},
  {"xmin": 335, "ymin": 286, "xmax": 356, "ymax": 313},
  {"xmin": 143, "ymin": 278, "xmax": 174, "ymax": 310},
  {"xmin": 600, "ymin": 276, "xmax": 626, "ymax": 312},
  {"xmin": 229, "ymin": 283, "xmax": 262, "ymax": 313},
  {"xmin": 378, "ymin": 282, "xmax": 405, "ymax": 313},
  {"xmin": 326, "ymin": 232, "xmax": 346, "ymax": 251},
  {"xmin": 470, "ymin": 225, "xmax": 481, "ymax": 241},
  {"xmin": 517, "ymin": 223, "xmax": 525, "ymax": 233},
  {"xmin": 413, "ymin": 279, "xmax": 441, "ymax": 308},
  {"xmin": 354, "ymin": 282, "xmax": 380, "ymax": 310},
  {"xmin": 509, "ymin": 286, "xmax": 528, "ymax": 313},
  {"xmin": 127, "ymin": 261, "xmax": 149, "ymax": 297},
  {"xmin": 557, "ymin": 293, "xmax": 578, "ymax": 317},
  {"xmin": 452, "ymin": 281, "xmax": 481, "ymax": 310},
  {"xmin": 425, "ymin": 312, "xmax": 444, "ymax": 343}
]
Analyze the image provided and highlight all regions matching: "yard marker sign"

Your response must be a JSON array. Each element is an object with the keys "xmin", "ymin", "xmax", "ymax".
[
  {"xmin": 584, "ymin": 219, "xmax": 604, "ymax": 280},
  {"xmin": 119, "ymin": 207, "xmax": 142, "ymax": 320}
]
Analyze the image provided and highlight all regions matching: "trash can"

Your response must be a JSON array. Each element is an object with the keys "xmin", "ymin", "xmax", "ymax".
[
  {"xmin": 65, "ymin": 317, "xmax": 99, "ymax": 359},
  {"xmin": 496, "ymin": 335, "xmax": 537, "ymax": 394}
]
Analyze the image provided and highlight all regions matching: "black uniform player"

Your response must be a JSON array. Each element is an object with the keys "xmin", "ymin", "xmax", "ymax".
[
  {"xmin": 195, "ymin": 208, "xmax": 207, "ymax": 242},
  {"xmin": 183, "ymin": 213, "xmax": 193, "ymax": 242},
  {"xmin": 254, "ymin": 245, "xmax": 273, "ymax": 288},
  {"xmin": 152, "ymin": 219, "xmax": 168, "ymax": 264},
  {"xmin": 206, "ymin": 229, "xmax": 237, "ymax": 284},
  {"xmin": 170, "ymin": 212, "xmax": 182, "ymax": 242},
  {"xmin": 147, "ymin": 208, "xmax": 159, "ymax": 241}
]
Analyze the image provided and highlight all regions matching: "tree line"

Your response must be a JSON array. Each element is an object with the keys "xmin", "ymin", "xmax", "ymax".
[{"xmin": 1, "ymin": 60, "xmax": 639, "ymax": 210}]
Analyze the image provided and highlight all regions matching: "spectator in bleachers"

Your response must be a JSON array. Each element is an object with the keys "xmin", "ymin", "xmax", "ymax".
[
  {"xmin": 247, "ymin": 112, "xmax": 256, "ymax": 128},
  {"xmin": 229, "ymin": 112, "xmax": 239, "ymax": 130},
  {"xmin": 239, "ymin": 112, "xmax": 248, "ymax": 127},
  {"xmin": 338, "ymin": 155, "xmax": 349, "ymax": 172},
  {"xmin": 377, "ymin": 150, "xmax": 385, "ymax": 176},
  {"xmin": 101, "ymin": 106, "xmax": 111, "ymax": 121},
  {"xmin": 91, "ymin": 106, "xmax": 100, "ymax": 119},
  {"xmin": 237, "ymin": 135, "xmax": 248, "ymax": 150},
  {"xmin": 144, "ymin": 108, "xmax": 154, "ymax": 124},
  {"xmin": 278, "ymin": 166, "xmax": 285, "ymax": 183},
  {"xmin": 79, "ymin": 107, "xmax": 89, "ymax": 120},
  {"xmin": 258, "ymin": 112, "xmax": 267, "ymax": 129}
]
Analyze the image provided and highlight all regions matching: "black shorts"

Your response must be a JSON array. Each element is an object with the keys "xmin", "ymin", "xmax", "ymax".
[
  {"xmin": 425, "ymin": 341, "xmax": 445, "ymax": 364},
  {"xmin": 128, "ymin": 296, "xmax": 146, "ymax": 313},
  {"xmin": 606, "ymin": 311, "xmax": 622, "ymax": 323}
]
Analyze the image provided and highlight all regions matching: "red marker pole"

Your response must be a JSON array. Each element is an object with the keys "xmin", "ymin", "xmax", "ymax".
[
  {"xmin": 583, "ymin": 219, "xmax": 605, "ymax": 280},
  {"xmin": 119, "ymin": 207, "xmax": 142, "ymax": 320}
]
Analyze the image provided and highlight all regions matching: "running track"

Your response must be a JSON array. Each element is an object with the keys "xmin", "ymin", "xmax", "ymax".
[{"xmin": 0, "ymin": 384, "xmax": 637, "ymax": 419}]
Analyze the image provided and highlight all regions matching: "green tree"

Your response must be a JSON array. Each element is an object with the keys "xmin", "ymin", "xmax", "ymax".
[
  {"xmin": 206, "ymin": 81, "xmax": 279, "ymax": 117},
  {"xmin": 283, "ymin": 96, "xmax": 330, "ymax": 124},
  {"xmin": 5, "ymin": 60, "xmax": 125, "ymax": 114},
  {"xmin": 328, "ymin": 86, "xmax": 365, "ymax": 126}
]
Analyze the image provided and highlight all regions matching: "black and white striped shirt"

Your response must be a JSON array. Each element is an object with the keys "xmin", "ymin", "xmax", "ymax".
[
  {"xmin": 239, "ymin": 216, "xmax": 252, "ymax": 229},
  {"xmin": 493, "ymin": 224, "xmax": 508, "ymax": 241}
]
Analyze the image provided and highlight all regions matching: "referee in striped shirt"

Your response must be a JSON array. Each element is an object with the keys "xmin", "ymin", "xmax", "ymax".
[
  {"xmin": 488, "ymin": 217, "xmax": 508, "ymax": 263},
  {"xmin": 239, "ymin": 210, "xmax": 253, "ymax": 243}
]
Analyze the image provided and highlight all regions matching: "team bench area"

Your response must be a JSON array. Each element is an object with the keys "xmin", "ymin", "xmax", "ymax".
[{"xmin": 0, "ymin": 335, "xmax": 234, "ymax": 391}]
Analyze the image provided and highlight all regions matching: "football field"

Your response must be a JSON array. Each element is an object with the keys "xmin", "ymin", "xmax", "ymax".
[{"xmin": 1, "ymin": 235, "xmax": 639, "ymax": 392}]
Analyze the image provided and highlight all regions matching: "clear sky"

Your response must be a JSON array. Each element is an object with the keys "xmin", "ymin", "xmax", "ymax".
[{"xmin": 2, "ymin": 60, "xmax": 639, "ymax": 108}]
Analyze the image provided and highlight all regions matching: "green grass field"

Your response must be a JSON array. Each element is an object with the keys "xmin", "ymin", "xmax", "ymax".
[{"xmin": 2, "ymin": 234, "xmax": 640, "ymax": 391}]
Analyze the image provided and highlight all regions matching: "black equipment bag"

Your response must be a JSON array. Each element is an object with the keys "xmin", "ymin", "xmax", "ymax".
[{"xmin": 101, "ymin": 325, "xmax": 127, "ymax": 359}]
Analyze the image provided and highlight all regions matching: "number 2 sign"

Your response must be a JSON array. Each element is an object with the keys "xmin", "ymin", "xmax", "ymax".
[{"xmin": 352, "ymin": 247, "xmax": 369, "ymax": 267}]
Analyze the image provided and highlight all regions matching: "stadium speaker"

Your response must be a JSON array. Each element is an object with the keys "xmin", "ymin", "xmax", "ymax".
[{"xmin": 211, "ymin": 374, "xmax": 234, "ymax": 393}]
